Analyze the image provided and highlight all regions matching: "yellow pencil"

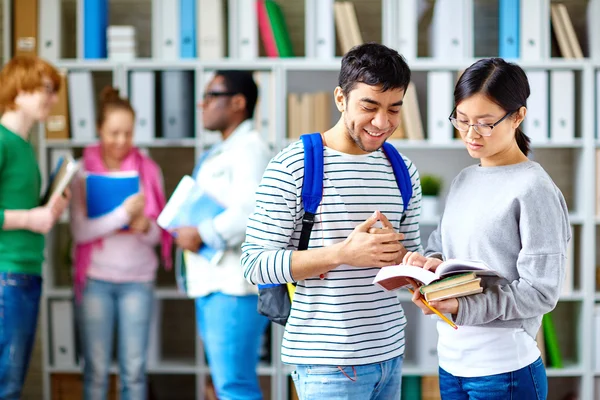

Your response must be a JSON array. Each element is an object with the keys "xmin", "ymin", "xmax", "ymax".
[{"xmin": 407, "ymin": 288, "xmax": 458, "ymax": 330}]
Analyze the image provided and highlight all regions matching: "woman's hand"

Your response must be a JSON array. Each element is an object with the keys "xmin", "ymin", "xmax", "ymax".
[
  {"xmin": 403, "ymin": 252, "xmax": 443, "ymax": 271},
  {"xmin": 409, "ymin": 278, "xmax": 459, "ymax": 316}
]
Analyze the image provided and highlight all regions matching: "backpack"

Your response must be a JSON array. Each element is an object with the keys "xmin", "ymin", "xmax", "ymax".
[{"xmin": 257, "ymin": 133, "xmax": 413, "ymax": 326}]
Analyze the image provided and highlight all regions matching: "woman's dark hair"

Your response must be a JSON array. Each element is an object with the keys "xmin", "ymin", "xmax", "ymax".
[
  {"xmin": 454, "ymin": 57, "xmax": 531, "ymax": 155},
  {"xmin": 338, "ymin": 42, "xmax": 411, "ymax": 97},
  {"xmin": 215, "ymin": 70, "xmax": 258, "ymax": 119},
  {"xmin": 97, "ymin": 86, "xmax": 135, "ymax": 128}
]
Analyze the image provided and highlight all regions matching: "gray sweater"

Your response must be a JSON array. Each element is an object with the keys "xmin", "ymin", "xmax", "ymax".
[{"xmin": 425, "ymin": 160, "xmax": 571, "ymax": 339}]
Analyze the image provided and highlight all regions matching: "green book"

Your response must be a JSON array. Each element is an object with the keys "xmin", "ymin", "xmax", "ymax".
[
  {"xmin": 542, "ymin": 312, "xmax": 563, "ymax": 368},
  {"xmin": 265, "ymin": 0, "xmax": 294, "ymax": 57}
]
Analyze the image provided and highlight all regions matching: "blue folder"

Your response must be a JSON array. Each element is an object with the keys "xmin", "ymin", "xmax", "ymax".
[
  {"xmin": 84, "ymin": 0, "xmax": 108, "ymax": 59},
  {"xmin": 86, "ymin": 173, "xmax": 140, "ymax": 218},
  {"xmin": 180, "ymin": 0, "xmax": 197, "ymax": 58}
]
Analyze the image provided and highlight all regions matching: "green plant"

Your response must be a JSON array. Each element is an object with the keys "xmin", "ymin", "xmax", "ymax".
[{"xmin": 420, "ymin": 174, "xmax": 442, "ymax": 197}]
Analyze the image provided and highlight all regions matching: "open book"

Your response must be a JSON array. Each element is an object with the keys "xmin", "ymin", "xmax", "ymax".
[
  {"xmin": 41, "ymin": 153, "xmax": 80, "ymax": 205},
  {"xmin": 157, "ymin": 175, "xmax": 225, "ymax": 264},
  {"xmin": 373, "ymin": 259, "xmax": 501, "ymax": 292}
]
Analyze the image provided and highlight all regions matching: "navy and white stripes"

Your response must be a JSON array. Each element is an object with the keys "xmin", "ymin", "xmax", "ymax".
[{"xmin": 242, "ymin": 140, "xmax": 422, "ymax": 365}]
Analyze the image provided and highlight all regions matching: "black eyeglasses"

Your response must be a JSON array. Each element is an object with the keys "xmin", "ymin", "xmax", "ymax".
[
  {"xmin": 448, "ymin": 106, "xmax": 517, "ymax": 137},
  {"xmin": 202, "ymin": 91, "xmax": 239, "ymax": 101}
]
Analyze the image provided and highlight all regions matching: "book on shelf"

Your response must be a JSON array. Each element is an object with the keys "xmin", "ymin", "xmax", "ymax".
[
  {"xmin": 157, "ymin": 175, "xmax": 225, "ymax": 264},
  {"xmin": 85, "ymin": 171, "xmax": 140, "ymax": 219},
  {"xmin": 373, "ymin": 259, "xmax": 501, "ymax": 297},
  {"xmin": 41, "ymin": 153, "xmax": 80, "ymax": 205}
]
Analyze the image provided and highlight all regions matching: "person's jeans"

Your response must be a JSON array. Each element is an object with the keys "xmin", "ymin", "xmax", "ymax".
[
  {"xmin": 195, "ymin": 293, "xmax": 270, "ymax": 400},
  {"xmin": 78, "ymin": 278, "xmax": 154, "ymax": 400},
  {"xmin": 0, "ymin": 272, "xmax": 42, "ymax": 400},
  {"xmin": 291, "ymin": 356, "xmax": 403, "ymax": 400},
  {"xmin": 438, "ymin": 356, "xmax": 548, "ymax": 400}
]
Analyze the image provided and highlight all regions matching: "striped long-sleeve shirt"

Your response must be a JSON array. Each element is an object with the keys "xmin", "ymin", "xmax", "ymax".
[{"xmin": 241, "ymin": 140, "xmax": 423, "ymax": 366}]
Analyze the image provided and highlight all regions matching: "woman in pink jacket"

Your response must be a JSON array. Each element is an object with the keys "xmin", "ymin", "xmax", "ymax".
[{"xmin": 70, "ymin": 86, "xmax": 172, "ymax": 400}]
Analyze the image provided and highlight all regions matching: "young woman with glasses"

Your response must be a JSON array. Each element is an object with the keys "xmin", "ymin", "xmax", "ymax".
[{"xmin": 404, "ymin": 58, "xmax": 571, "ymax": 399}]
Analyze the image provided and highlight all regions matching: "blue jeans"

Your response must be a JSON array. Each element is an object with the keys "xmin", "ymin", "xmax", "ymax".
[
  {"xmin": 0, "ymin": 272, "xmax": 41, "ymax": 400},
  {"xmin": 195, "ymin": 293, "xmax": 270, "ymax": 400},
  {"xmin": 438, "ymin": 357, "xmax": 548, "ymax": 400},
  {"xmin": 291, "ymin": 356, "xmax": 403, "ymax": 400},
  {"xmin": 78, "ymin": 278, "xmax": 154, "ymax": 400}
]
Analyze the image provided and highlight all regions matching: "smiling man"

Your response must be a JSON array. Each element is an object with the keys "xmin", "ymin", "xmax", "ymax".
[{"xmin": 241, "ymin": 43, "xmax": 423, "ymax": 399}]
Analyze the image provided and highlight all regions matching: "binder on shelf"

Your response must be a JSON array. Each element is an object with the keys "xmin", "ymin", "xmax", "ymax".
[
  {"xmin": 13, "ymin": 0, "xmax": 39, "ymax": 56},
  {"xmin": 153, "ymin": 0, "xmax": 180, "ymax": 60},
  {"xmin": 45, "ymin": 70, "xmax": 70, "ymax": 140},
  {"xmin": 50, "ymin": 300, "xmax": 76, "ymax": 367},
  {"xmin": 147, "ymin": 298, "xmax": 162, "ymax": 367},
  {"xmin": 180, "ymin": 0, "xmax": 197, "ymax": 58},
  {"xmin": 129, "ymin": 71, "xmax": 156, "ymax": 143},
  {"xmin": 67, "ymin": 71, "xmax": 97, "ymax": 142},
  {"xmin": 427, "ymin": 71, "xmax": 453, "ymax": 143},
  {"xmin": 595, "ymin": 304, "xmax": 600, "ymax": 371},
  {"xmin": 253, "ymin": 71, "xmax": 277, "ymax": 144},
  {"xmin": 38, "ymin": 0, "xmax": 61, "ymax": 59},
  {"xmin": 561, "ymin": 224, "xmax": 574, "ymax": 296},
  {"xmin": 498, "ymin": 0, "xmax": 519, "ymax": 59},
  {"xmin": 83, "ymin": 0, "xmax": 108, "ymax": 59},
  {"xmin": 228, "ymin": 0, "xmax": 258, "ymax": 59},
  {"xmin": 160, "ymin": 71, "xmax": 195, "ymax": 139},
  {"xmin": 524, "ymin": 70, "xmax": 549, "ymax": 143},
  {"xmin": 549, "ymin": 70, "xmax": 575, "ymax": 143},
  {"xmin": 520, "ymin": 0, "xmax": 550, "ymax": 60},
  {"xmin": 430, "ymin": 0, "xmax": 473, "ymax": 59},
  {"xmin": 197, "ymin": 0, "xmax": 225, "ymax": 59},
  {"xmin": 397, "ymin": 0, "xmax": 418, "ymax": 60},
  {"xmin": 588, "ymin": 0, "xmax": 600, "ymax": 60},
  {"xmin": 305, "ymin": 0, "xmax": 334, "ymax": 58}
]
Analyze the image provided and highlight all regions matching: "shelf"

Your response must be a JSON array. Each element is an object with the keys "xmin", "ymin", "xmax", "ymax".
[
  {"xmin": 48, "ymin": 359, "xmax": 199, "ymax": 375},
  {"xmin": 546, "ymin": 366, "xmax": 586, "ymax": 377},
  {"xmin": 45, "ymin": 138, "xmax": 197, "ymax": 149},
  {"xmin": 44, "ymin": 287, "xmax": 189, "ymax": 300}
]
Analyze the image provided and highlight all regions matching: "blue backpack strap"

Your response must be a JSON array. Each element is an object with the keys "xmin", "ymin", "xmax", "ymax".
[
  {"xmin": 382, "ymin": 142, "xmax": 413, "ymax": 222},
  {"xmin": 299, "ymin": 133, "xmax": 323, "ymax": 251}
]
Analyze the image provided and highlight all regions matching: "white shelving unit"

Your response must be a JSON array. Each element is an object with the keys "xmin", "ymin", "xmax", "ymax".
[{"xmin": 1, "ymin": 0, "xmax": 599, "ymax": 398}]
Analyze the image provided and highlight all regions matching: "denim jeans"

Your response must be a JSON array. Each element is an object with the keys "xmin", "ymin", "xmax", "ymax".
[
  {"xmin": 291, "ymin": 356, "xmax": 403, "ymax": 400},
  {"xmin": 0, "ymin": 272, "xmax": 42, "ymax": 400},
  {"xmin": 195, "ymin": 293, "xmax": 270, "ymax": 400},
  {"xmin": 78, "ymin": 278, "xmax": 154, "ymax": 400},
  {"xmin": 438, "ymin": 357, "xmax": 548, "ymax": 400}
]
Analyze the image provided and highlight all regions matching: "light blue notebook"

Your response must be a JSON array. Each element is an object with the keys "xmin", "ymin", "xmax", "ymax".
[
  {"xmin": 86, "ymin": 172, "xmax": 140, "ymax": 218},
  {"xmin": 157, "ymin": 175, "xmax": 225, "ymax": 264}
]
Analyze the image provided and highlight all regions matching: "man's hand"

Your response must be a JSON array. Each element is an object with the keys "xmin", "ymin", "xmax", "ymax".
[
  {"xmin": 337, "ymin": 211, "xmax": 405, "ymax": 268},
  {"xmin": 368, "ymin": 211, "xmax": 406, "ymax": 264},
  {"xmin": 173, "ymin": 226, "xmax": 203, "ymax": 252},
  {"xmin": 129, "ymin": 215, "xmax": 151, "ymax": 234}
]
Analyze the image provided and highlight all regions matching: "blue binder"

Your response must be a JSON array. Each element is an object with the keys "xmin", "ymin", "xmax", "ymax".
[
  {"xmin": 86, "ymin": 173, "xmax": 140, "ymax": 218},
  {"xmin": 83, "ymin": 0, "xmax": 109, "ymax": 59},
  {"xmin": 180, "ymin": 0, "xmax": 197, "ymax": 58},
  {"xmin": 499, "ymin": 0, "xmax": 519, "ymax": 59}
]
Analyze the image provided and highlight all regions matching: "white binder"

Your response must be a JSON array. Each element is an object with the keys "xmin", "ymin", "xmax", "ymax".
[
  {"xmin": 305, "ymin": 0, "xmax": 334, "ymax": 59},
  {"xmin": 253, "ymin": 71, "xmax": 276, "ymax": 145},
  {"xmin": 520, "ymin": 0, "xmax": 550, "ymax": 60},
  {"xmin": 550, "ymin": 70, "xmax": 575, "ymax": 143},
  {"xmin": 38, "ymin": 0, "xmax": 61, "ymax": 59},
  {"xmin": 153, "ymin": 0, "xmax": 180, "ymax": 59},
  {"xmin": 50, "ymin": 300, "xmax": 76, "ymax": 367},
  {"xmin": 524, "ymin": 70, "xmax": 549, "ymax": 143},
  {"xmin": 130, "ymin": 71, "xmax": 156, "ymax": 144},
  {"xmin": 427, "ymin": 71, "xmax": 454, "ymax": 143},
  {"xmin": 197, "ymin": 0, "xmax": 225, "ymax": 59},
  {"xmin": 228, "ymin": 0, "xmax": 258, "ymax": 59},
  {"xmin": 589, "ymin": 0, "xmax": 600, "ymax": 61},
  {"xmin": 147, "ymin": 298, "xmax": 162, "ymax": 367},
  {"xmin": 67, "ymin": 71, "xmax": 96, "ymax": 142},
  {"xmin": 398, "ymin": 0, "xmax": 418, "ymax": 60},
  {"xmin": 430, "ymin": 0, "xmax": 473, "ymax": 59}
]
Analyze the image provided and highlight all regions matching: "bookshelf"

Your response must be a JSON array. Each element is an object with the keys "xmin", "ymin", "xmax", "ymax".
[{"xmin": 1, "ymin": 0, "xmax": 599, "ymax": 399}]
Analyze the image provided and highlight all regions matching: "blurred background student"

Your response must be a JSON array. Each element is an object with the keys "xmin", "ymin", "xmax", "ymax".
[
  {"xmin": 172, "ymin": 70, "xmax": 272, "ymax": 400},
  {"xmin": 0, "ymin": 55, "xmax": 70, "ymax": 400},
  {"xmin": 69, "ymin": 86, "xmax": 172, "ymax": 400}
]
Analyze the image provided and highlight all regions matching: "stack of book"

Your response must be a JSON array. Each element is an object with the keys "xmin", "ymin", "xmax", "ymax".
[
  {"xmin": 373, "ymin": 259, "xmax": 502, "ymax": 301},
  {"xmin": 107, "ymin": 26, "xmax": 136, "ymax": 61}
]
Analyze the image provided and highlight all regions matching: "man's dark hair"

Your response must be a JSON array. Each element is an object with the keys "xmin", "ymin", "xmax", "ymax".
[
  {"xmin": 338, "ymin": 42, "xmax": 411, "ymax": 97},
  {"xmin": 215, "ymin": 70, "xmax": 259, "ymax": 119}
]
